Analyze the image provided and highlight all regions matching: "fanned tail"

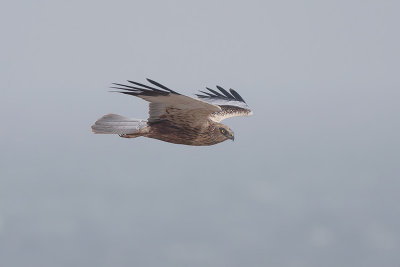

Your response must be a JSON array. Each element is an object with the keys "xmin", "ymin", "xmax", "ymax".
[{"xmin": 91, "ymin": 114, "xmax": 148, "ymax": 136}]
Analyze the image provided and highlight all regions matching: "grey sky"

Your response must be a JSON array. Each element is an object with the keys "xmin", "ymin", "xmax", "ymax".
[{"xmin": 1, "ymin": 0, "xmax": 399, "ymax": 266}]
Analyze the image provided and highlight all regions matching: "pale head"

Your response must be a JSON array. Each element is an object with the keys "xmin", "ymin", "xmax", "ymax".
[{"xmin": 212, "ymin": 123, "xmax": 234, "ymax": 142}]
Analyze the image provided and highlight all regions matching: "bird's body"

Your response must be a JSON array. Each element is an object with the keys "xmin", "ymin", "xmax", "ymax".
[
  {"xmin": 134, "ymin": 120, "xmax": 228, "ymax": 146},
  {"xmin": 91, "ymin": 79, "xmax": 252, "ymax": 146}
]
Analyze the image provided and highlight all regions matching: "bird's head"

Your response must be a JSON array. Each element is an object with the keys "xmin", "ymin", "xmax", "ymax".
[{"xmin": 218, "ymin": 126, "xmax": 235, "ymax": 141}]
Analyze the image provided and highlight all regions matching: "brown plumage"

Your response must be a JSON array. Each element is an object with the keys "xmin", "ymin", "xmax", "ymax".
[{"xmin": 91, "ymin": 79, "xmax": 252, "ymax": 146}]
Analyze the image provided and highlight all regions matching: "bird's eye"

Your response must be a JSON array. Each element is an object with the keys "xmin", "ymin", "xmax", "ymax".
[{"xmin": 220, "ymin": 128, "xmax": 226, "ymax": 134}]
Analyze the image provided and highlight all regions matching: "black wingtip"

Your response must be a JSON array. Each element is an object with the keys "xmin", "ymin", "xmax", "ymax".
[
  {"xmin": 146, "ymin": 78, "xmax": 180, "ymax": 94},
  {"xmin": 206, "ymin": 87, "xmax": 224, "ymax": 97},
  {"xmin": 199, "ymin": 90, "xmax": 215, "ymax": 97},
  {"xmin": 110, "ymin": 78, "xmax": 185, "ymax": 97},
  {"xmin": 111, "ymin": 83, "xmax": 140, "ymax": 90},
  {"xmin": 196, "ymin": 84, "xmax": 247, "ymax": 103},
  {"xmin": 216, "ymin": 86, "xmax": 233, "ymax": 98},
  {"xmin": 229, "ymin": 88, "xmax": 246, "ymax": 103},
  {"xmin": 195, "ymin": 94, "xmax": 207, "ymax": 98},
  {"xmin": 127, "ymin": 80, "xmax": 160, "ymax": 91}
]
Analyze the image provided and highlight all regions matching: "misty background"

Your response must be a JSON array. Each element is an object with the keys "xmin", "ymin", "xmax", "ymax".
[{"xmin": 1, "ymin": 1, "xmax": 399, "ymax": 266}]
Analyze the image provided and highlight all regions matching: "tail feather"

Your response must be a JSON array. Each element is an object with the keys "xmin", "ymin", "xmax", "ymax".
[{"xmin": 91, "ymin": 114, "xmax": 147, "ymax": 135}]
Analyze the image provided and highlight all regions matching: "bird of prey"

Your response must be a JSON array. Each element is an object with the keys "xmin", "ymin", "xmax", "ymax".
[{"xmin": 91, "ymin": 79, "xmax": 253, "ymax": 146}]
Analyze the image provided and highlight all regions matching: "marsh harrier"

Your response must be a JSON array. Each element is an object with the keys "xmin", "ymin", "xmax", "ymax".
[{"xmin": 91, "ymin": 79, "xmax": 253, "ymax": 146}]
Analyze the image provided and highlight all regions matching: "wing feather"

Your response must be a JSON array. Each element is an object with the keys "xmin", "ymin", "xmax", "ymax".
[
  {"xmin": 146, "ymin": 78, "xmax": 179, "ymax": 94},
  {"xmin": 196, "ymin": 85, "xmax": 253, "ymax": 122},
  {"xmin": 216, "ymin": 86, "xmax": 233, "ymax": 98},
  {"xmin": 112, "ymin": 79, "xmax": 221, "ymax": 124},
  {"xmin": 206, "ymin": 87, "xmax": 225, "ymax": 97},
  {"xmin": 229, "ymin": 88, "xmax": 245, "ymax": 102}
]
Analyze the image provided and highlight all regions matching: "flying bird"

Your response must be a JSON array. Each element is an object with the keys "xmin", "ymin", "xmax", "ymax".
[{"xmin": 91, "ymin": 79, "xmax": 253, "ymax": 146}]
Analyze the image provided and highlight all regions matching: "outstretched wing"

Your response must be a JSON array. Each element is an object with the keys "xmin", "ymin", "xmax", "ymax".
[
  {"xmin": 196, "ymin": 85, "xmax": 253, "ymax": 122},
  {"xmin": 111, "ymin": 79, "xmax": 221, "ymax": 126}
]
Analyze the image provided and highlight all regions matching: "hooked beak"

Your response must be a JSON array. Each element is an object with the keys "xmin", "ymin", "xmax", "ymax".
[{"xmin": 230, "ymin": 134, "xmax": 235, "ymax": 141}]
